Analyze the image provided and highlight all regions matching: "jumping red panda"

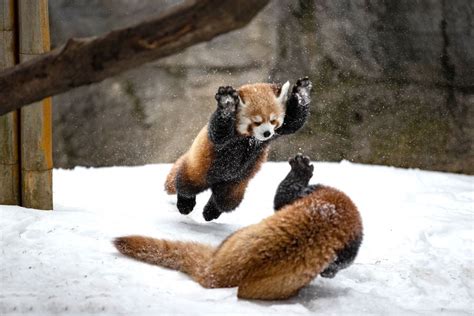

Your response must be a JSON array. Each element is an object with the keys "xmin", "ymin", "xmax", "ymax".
[
  {"xmin": 115, "ymin": 154, "xmax": 363, "ymax": 300},
  {"xmin": 165, "ymin": 77, "xmax": 312, "ymax": 221}
]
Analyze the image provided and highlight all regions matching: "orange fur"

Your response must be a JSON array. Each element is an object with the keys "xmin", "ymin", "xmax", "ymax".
[
  {"xmin": 165, "ymin": 83, "xmax": 283, "ymax": 196},
  {"xmin": 165, "ymin": 126, "xmax": 214, "ymax": 194},
  {"xmin": 237, "ymin": 83, "xmax": 286, "ymax": 136},
  {"xmin": 114, "ymin": 236, "xmax": 214, "ymax": 286},
  {"xmin": 115, "ymin": 185, "xmax": 362, "ymax": 300},
  {"xmin": 238, "ymin": 83, "xmax": 283, "ymax": 119},
  {"xmin": 164, "ymin": 156, "xmax": 184, "ymax": 194}
]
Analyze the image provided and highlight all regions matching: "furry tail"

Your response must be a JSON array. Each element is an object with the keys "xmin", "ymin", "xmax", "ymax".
[
  {"xmin": 114, "ymin": 235, "xmax": 215, "ymax": 287},
  {"xmin": 164, "ymin": 156, "xmax": 185, "ymax": 195}
]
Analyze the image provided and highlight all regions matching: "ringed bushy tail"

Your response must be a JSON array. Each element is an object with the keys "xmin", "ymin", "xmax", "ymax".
[{"xmin": 114, "ymin": 236, "xmax": 215, "ymax": 287}]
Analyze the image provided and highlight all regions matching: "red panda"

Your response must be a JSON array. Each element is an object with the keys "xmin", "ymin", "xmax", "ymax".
[
  {"xmin": 165, "ymin": 77, "xmax": 312, "ymax": 221},
  {"xmin": 116, "ymin": 154, "xmax": 363, "ymax": 300}
]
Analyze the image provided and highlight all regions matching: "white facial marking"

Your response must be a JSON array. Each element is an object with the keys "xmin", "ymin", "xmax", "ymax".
[
  {"xmin": 237, "ymin": 115, "xmax": 251, "ymax": 135},
  {"xmin": 276, "ymin": 81, "xmax": 290, "ymax": 105},
  {"xmin": 277, "ymin": 113, "xmax": 285, "ymax": 127},
  {"xmin": 269, "ymin": 112, "xmax": 284, "ymax": 128},
  {"xmin": 238, "ymin": 96, "xmax": 247, "ymax": 108},
  {"xmin": 254, "ymin": 122, "xmax": 275, "ymax": 141},
  {"xmin": 253, "ymin": 115, "xmax": 262, "ymax": 123}
]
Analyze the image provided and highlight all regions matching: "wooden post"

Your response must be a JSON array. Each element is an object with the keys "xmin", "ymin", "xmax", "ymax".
[
  {"xmin": 18, "ymin": 0, "xmax": 52, "ymax": 210},
  {"xmin": 0, "ymin": 0, "xmax": 20, "ymax": 205}
]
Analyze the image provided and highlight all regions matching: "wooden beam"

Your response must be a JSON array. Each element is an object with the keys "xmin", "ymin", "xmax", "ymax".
[
  {"xmin": 0, "ymin": 0, "xmax": 20, "ymax": 205},
  {"xmin": 0, "ymin": 0, "xmax": 270, "ymax": 116},
  {"xmin": 19, "ymin": 0, "xmax": 52, "ymax": 210}
]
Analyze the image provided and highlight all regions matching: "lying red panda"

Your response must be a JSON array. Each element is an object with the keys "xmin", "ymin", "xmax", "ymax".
[
  {"xmin": 116, "ymin": 154, "xmax": 363, "ymax": 300},
  {"xmin": 165, "ymin": 77, "xmax": 312, "ymax": 221}
]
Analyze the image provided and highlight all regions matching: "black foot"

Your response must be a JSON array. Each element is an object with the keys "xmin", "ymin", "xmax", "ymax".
[
  {"xmin": 320, "ymin": 236, "xmax": 362, "ymax": 278},
  {"xmin": 177, "ymin": 194, "xmax": 196, "ymax": 215},
  {"xmin": 215, "ymin": 86, "xmax": 239, "ymax": 112},
  {"xmin": 320, "ymin": 266, "xmax": 338, "ymax": 278},
  {"xmin": 203, "ymin": 203, "xmax": 222, "ymax": 221},
  {"xmin": 289, "ymin": 153, "xmax": 314, "ymax": 181}
]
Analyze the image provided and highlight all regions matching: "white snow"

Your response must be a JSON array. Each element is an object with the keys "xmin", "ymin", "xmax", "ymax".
[{"xmin": 1, "ymin": 161, "xmax": 473, "ymax": 315}]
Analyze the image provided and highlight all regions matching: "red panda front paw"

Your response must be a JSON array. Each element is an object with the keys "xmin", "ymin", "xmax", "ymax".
[
  {"xmin": 292, "ymin": 77, "xmax": 312, "ymax": 103},
  {"xmin": 215, "ymin": 86, "xmax": 239, "ymax": 112},
  {"xmin": 289, "ymin": 153, "xmax": 314, "ymax": 179}
]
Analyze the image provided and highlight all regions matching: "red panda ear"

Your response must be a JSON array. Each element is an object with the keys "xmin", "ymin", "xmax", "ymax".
[
  {"xmin": 275, "ymin": 81, "xmax": 290, "ymax": 105},
  {"xmin": 237, "ymin": 91, "xmax": 247, "ymax": 108},
  {"xmin": 272, "ymin": 83, "xmax": 282, "ymax": 96}
]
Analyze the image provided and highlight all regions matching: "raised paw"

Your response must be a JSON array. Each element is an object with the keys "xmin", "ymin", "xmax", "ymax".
[
  {"xmin": 292, "ymin": 76, "xmax": 313, "ymax": 101},
  {"xmin": 215, "ymin": 86, "xmax": 239, "ymax": 111},
  {"xmin": 289, "ymin": 153, "xmax": 314, "ymax": 179}
]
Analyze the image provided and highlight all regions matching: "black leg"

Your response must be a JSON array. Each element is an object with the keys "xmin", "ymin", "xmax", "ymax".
[
  {"xmin": 274, "ymin": 154, "xmax": 314, "ymax": 211},
  {"xmin": 203, "ymin": 197, "xmax": 222, "ymax": 221},
  {"xmin": 202, "ymin": 182, "xmax": 246, "ymax": 221},
  {"xmin": 175, "ymin": 170, "xmax": 206, "ymax": 215},
  {"xmin": 320, "ymin": 235, "xmax": 363, "ymax": 278},
  {"xmin": 177, "ymin": 194, "xmax": 196, "ymax": 215},
  {"xmin": 276, "ymin": 77, "xmax": 312, "ymax": 136},
  {"xmin": 208, "ymin": 86, "xmax": 239, "ymax": 144}
]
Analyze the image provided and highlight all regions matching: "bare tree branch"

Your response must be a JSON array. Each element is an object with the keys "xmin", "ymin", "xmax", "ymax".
[{"xmin": 0, "ymin": 0, "xmax": 270, "ymax": 116}]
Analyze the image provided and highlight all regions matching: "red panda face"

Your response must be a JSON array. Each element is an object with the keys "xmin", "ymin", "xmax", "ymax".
[{"xmin": 236, "ymin": 81, "xmax": 290, "ymax": 141}]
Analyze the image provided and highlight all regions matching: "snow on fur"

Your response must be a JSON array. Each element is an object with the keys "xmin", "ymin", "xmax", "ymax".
[{"xmin": 0, "ymin": 161, "xmax": 472, "ymax": 315}]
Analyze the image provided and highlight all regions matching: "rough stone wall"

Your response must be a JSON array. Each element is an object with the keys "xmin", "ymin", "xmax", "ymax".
[
  {"xmin": 270, "ymin": 0, "xmax": 473, "ymax": 173},
  {"xmin": 49, "ymin": 0, "xmax": 473, "ymax": 173}
]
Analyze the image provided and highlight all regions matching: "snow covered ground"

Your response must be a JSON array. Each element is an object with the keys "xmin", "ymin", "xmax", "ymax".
[{"xmin": 0, "ymin": 161, "xmax": 473, "ymax": 315}]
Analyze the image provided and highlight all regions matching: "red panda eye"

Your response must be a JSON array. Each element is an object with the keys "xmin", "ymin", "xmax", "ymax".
[
  {"xmin": 270, "ymin": 120, "xmax": 277, "ymax": 125},
  {"xmin": 254, "ymin": 122, "xmax": 262, "ymax": 126}
]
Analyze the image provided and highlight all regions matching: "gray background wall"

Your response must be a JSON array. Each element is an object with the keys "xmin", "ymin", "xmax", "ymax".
[{"xmin": 49, "ymin": 0, "xmax": 473, "ymax": 173}]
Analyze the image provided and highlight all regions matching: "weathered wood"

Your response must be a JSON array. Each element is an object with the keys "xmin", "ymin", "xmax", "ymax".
[
  {"xmin": 0, "ymin": 111, "xmax": 20, "ymax": 205},
  {"xmin": 0, "ymin": 0, "xmax": 270, "ymax": 116},
  {"xmin": 21, "ymin": 169, "xmax": 52, "ymax": 209},
  {"xmin": 19, "ymin": 0, "xmax": 52, "ymax": 210},
  {"xmin": 18, "ymin": 0, "xmax": 49, "ymax": 55},
  {"xmin": 0, "ymin": 0, "xmax": 19, "ymax": 205},
  {"xmin": 0, "ymin": 0, "xmax": 14, "ymax": 31},
  {"xmin": 20, "ymin": 95, "xmax": 52, "ymax": 172}
]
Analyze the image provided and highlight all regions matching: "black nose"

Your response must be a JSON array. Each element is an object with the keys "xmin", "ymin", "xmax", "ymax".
[{"xmin": 263, "ymin": 131, "xmax": 271, "ymax": 138}]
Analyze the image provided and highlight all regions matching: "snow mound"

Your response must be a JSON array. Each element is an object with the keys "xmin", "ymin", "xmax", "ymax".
[{"xmin": 1, "ymin": 161, "xmax": 473, "ymax": 315}]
